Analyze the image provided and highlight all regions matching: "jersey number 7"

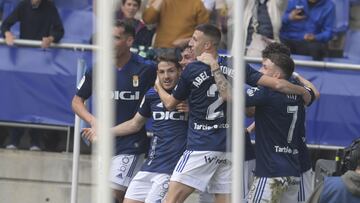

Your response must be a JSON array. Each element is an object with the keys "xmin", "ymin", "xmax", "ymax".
[{"xmin": 287, "ymin": 105, "xmax": 298, "ymax": 143}]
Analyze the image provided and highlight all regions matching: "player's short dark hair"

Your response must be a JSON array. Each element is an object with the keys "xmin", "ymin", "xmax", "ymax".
[
  {"xmin": 157, "ymin": 55, "xmax": 182, "ymax": 70},
  {"xmin": 115, "ymin": 19, "xmax": 136, "ymax": 38},
  {"xmin": 195, "ymin": 24, "xmax": 222, "ymax": 48},
  {"xmin": 262, "ymin": 42, "xmax": 291, "ymax": 59},
  {"xmin": 122, "ymin": 0, "xmax": 141, "ymax": 7},
  {"xmin": 267, "ymin": 53, "xmax": 294, "ymax": 79},
  {"xmin": 180, "ymin": 44, "xmax": 191, "ymax": 52}
]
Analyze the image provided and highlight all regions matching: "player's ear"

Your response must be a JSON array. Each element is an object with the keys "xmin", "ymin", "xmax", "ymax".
[
  {"xmin": 274, "ymin": 71, "xmax": 281, "ymax": 79},
  {"xmin": 204, "ymin": 40, "xmax": 212, "ymax": 50},
  {"xmin": 126, "ymin": 36, "xmax": 134, "ymax": 47}
]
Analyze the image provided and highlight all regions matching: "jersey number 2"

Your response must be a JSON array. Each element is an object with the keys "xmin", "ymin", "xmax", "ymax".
[
  {"xmin": 206, "ymin": 84, "xmax": 224, "ymax": 120},
  {"xmin": 287, "ymin": 106, "xmax": 298, "ymax": 143}
]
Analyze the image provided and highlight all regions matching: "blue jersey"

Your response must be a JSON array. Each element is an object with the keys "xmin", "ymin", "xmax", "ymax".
[
  {"xmin": 76, "ymin": 53, "xmax": 156, "ymax": 155},
  {"xmin": 299, "ymin": 135, "xmax": 311, "ymax": 173},
  {"xmin": 172, "ymin": 57, "xmax": 262, "ymax": 152},
  {"xmin": 173, "ymin": 61, "xmax": 227, "ymax": 151},
  {"xmin": 289, "ymin": 78, "xmax": 313, "ymax": 173},
  {"xmin": 218, "ymin": 55, "xmax": 263, "ymax": 87},
  {"xmin": 138, "ymin": 88, "xmax": 188, "ymax": 174},
  {"xmin": 219, "ymin": 55, "xmax": 261, "ymax": 158},
  {"xmin": 246, "ymin": 86, "xmax": 305, "ymax": 177}
]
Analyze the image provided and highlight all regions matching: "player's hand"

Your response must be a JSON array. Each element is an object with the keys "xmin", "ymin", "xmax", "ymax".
[
  {"xmin": 82, "ymin": 128, "xmax": 97, "ymax": 143},
  {"xmin": 197, "ymin": 52, "xmax": 218, "ymax": 71},
  {"xmin": 176, "ymin": 101, "xmax": 189, "ymax": 112},
  {"xmin": 301, "ymin": 87, "xmax": 311, "ymax": 105},
  {"xmin": 4, "ymin": 31, "xmax": 15, "ymax": 46},
  {"xmin": 41, "ymin": 36, "xmax": 54, "ymax": 49},
  {"xmin": 154, "ymin": 75, "xmax": 161, "ymax": 92}
]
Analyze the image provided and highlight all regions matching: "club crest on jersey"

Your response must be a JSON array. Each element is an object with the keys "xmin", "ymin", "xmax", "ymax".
[
  {"xmin": 132, "ymin": 75, "xmax": 139, "ymax": 87},
  {"xmin": 246, "ymin": 87, "xmax": 260, "ymax": 97}
]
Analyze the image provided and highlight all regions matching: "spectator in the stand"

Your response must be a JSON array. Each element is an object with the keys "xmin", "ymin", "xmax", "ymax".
[
  {"xmin": 307, "ymin": 138, "xmax": 360, "ymax": 203},
  {"xmin": 244, "ymin": 0, "xmax": 288, "ymax": 57},
  {"xmin": 142, "ymin": 0, "xmax": 209, "ymax": 56},
  {"xmin": 5, "ymin": 128, "xmax": 41, "ymax": 151},
  {"xmin": 116, "ymin": 0, "xmax": 154, "ymax": 47},
  {"xmin": 1, "ymin": 0, "xmax": 64, "ymax": 48},
  {"xmin": 280, "ymin": 0, "xmax": 335, "ymax": 60},
  {"xmin": 1, "ymin": 0, "xmax": 64, "ymax": 151}
]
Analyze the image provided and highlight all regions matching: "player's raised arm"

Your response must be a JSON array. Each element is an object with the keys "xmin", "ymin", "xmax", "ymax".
[
  {"xmin": 292, "ymin": 72, "xmax": 320, "ymax": 100},
  {"xmin": 197, "ymin": 52, "xmax": 232, "ymax": 101},
  {"xmin": 256, "ymin": 72, "xmax": 312, "ymax": 105},
  {"xmin": 154, "ymin": 76, "xmax": 181, "ymax": 111}
]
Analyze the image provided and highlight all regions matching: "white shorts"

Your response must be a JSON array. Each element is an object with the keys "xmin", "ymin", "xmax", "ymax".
[
  {"xmin": 110, "ymin": 154, "xmax": 144, "ymax": 191},
  {"xmin": 198, "ymin": 159, "xmax": 255, "ymax": 203},
  {"xmin": 298, "ymin": 169, "xmax": 314, "ymax": 203},
  {"xmin": 243, "ymin": 159, "xmax": 256, "ymax": 199},
  {"xmin": 124, "ymin": 171, "xmax": 170, "ymax": 203},
  {"xmin": 170, "ymin": 150, "xmax": 231, "ymax": 193},
  {"xmin": 248, "ymin": 176, "xmax": 300, "ymax": 203}
]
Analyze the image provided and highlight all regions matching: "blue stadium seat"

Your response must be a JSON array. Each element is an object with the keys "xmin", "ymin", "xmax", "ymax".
[
  {"xmin": 343, "ymin": 30, "xmax": 360, "ymax": 61},
  {"xmin": 58, "ymin": 8, "xmax": 93, "ymax": 44},
  {"xmin": 53, "ymin": 0, "xmax": 92, "ymax": 11},
  {"xmin": 331, "ymin": 0, "xmax": 350, "ymax": 34}
]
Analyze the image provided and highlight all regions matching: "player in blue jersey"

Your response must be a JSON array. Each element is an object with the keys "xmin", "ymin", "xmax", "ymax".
[
  {"xmin": 71, "ymin": 20, "xmax": 156, "ymax": 203},
  {"xmin": 246, "ymin": 53, "xmax": 307, "ymax": 203},
  {"xmin": 178, "ymin": 45, "xmax": 257, "ymax": 203},
  {"xmin": 155, "ymin": 23, "xmax": 232, "ymax": 203},
  {"xmin": 156, "ymin": 24, "xmax": 315, "ymax": 203},
  {"xmin": 261, "ymin": 42, "xmax": 320, "ymax": 203},
  {"xmin": 83, "ymin": 57, "xmax": 188, "ymax": 203}
]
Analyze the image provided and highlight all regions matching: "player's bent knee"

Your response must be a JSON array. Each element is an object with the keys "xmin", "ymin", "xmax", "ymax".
[{"xmin": 166, "ymin": 181, "xmax": 195, "ymax": 203}]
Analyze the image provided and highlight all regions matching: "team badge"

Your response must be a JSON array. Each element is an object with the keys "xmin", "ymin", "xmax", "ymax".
[
  {"xmin": 132, "ymin": 75, "xmax": 139, "ymax": 87},
  {"xmin": 246, "ymin": 87, "xmax": 260, "ymax": 97}
]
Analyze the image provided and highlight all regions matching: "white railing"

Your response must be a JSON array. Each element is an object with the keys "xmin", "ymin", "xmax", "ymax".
[{"xmin": 0, "ymin": 38, "xmax": 96, "ymax": 51}]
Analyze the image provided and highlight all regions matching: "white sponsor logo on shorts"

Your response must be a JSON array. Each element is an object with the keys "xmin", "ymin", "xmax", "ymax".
[
  {"xmin": 116, "ymin": 156, "xmax": 131, "ymax": 179},
  {"xmin": 204, "ymin": 155, "xmax": 230, "ymax": 165}
]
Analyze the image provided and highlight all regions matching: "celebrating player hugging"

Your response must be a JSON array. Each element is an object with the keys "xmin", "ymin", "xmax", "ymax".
[{"xmin": 77, "ymin": 20, "xmax": 318, "ymax": 203}]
